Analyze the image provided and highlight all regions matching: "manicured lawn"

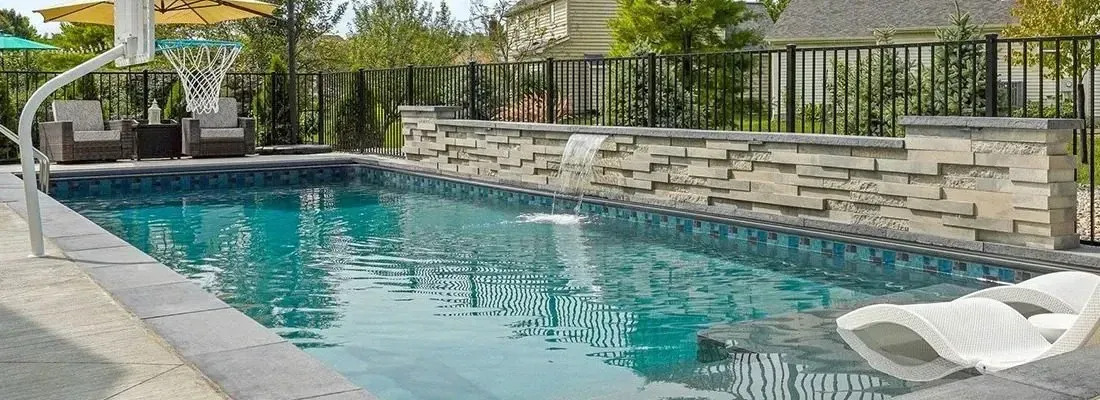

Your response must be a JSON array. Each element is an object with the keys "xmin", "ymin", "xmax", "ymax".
[{"xmin": 1077, "ymin": 139, "xmax": 1100, "ymax": 185}]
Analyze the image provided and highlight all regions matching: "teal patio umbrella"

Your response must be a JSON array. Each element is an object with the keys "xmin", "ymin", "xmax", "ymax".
[{"xmin": 0, "ymin": 33, "xmax": 59, "ymax": 70}]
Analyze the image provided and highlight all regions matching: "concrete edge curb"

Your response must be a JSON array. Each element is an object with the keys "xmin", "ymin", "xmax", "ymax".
[{"xmin": 0, "ymin": 172, "xmax": 375, "ymax": 400}]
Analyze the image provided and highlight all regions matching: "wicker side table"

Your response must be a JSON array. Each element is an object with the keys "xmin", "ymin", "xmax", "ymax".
[{"xmin": 133, "ymin": 120, "xmax": 182, "ymax": 160}]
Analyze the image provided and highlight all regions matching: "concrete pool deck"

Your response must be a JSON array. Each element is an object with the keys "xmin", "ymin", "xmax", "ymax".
[
  {"xmin": 0, "ymin": 159, "xmax": 374, "ymax": 400},
  {"xmin": 0, "ymin": 204, "xmax": 226, "ymax": 400}
]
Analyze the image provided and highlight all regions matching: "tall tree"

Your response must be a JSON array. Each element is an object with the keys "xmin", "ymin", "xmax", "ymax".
[
  {"xmin": 608, "ymin": 0, "xmax": 758, "ymax": 56},
  {"xmin": 0, "ymin": 9, "xmax": 40, "ymax": 39},
  {"xmin": 759, "ymin": 0, "xmax": 791, "ymax": 23},
  {"xmin": 347, "ymin": 0, "xmax": 465, "ymax": 68},
  {"xmin": 207, "ymin": 0, "xmax": 349, "ymax": 72},
  {"xmin": 1004, "ymin": 0, "xmax": 1100, "ymax": 80},
  {"xmin": 914, "ymin": 4, "xmax": 991, "ymax": 117},
  {"xmin": 0, "ymin": 9, "xmax": 43, "ymax": 71},
  {"xmin": 49, "ymin": 23, "xmax": 114, "ymax": 51}
]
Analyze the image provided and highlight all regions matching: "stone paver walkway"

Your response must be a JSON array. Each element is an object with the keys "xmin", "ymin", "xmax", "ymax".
[{"xmin": 0, "ymin": 204, "xmax": 226, "ymax": 400}]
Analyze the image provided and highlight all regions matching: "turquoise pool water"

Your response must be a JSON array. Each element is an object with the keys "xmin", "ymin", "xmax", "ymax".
[{"xmin": 64, "ymin": 174, "xmax": 990, "ymax": 399}]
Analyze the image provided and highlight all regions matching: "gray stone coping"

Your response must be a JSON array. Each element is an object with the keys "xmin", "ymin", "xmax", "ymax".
[
  {"xmin": 435, "ymin": 119, "xmax": 907, "ymax": 148},
  {"xmin": 896, "ymin": 346, "xmax": 1100, "ymax": 399},
  {"xmin": 398, "ymin": 105, "xmax": 460, "ymax": 113},
  {"xmin": 0, "ymin": 171, "xmax": 375, "ymax": 400},
  {"xmin": 900, "ymin": 115, "xmax": 1084, "ymax": 130}
]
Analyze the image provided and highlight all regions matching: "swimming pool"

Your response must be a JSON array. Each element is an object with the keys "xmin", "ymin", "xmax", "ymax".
[{"xmin": 60, "ymin": 165, "xmax": 1008, "ymax": 399}]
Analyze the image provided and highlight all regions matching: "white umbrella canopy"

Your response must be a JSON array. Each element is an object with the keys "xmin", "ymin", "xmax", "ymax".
[{"xmin": 35, "ymin": 0, "xmax": 277, "ymax": 25}]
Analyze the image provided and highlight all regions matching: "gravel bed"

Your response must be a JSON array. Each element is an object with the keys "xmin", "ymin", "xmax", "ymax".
[{"xmin": 1080, "ymin": 185, "xmax": 1099, "ymax": 242}]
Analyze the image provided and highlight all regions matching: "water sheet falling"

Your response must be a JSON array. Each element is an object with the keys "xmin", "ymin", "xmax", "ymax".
[
  {"xmin": 519, "ymin": 133, "xmax": 608, "ymax": 224},
  {"xmin": 553, "ymin": 134, "xmax": 608, "ymax": 214}
]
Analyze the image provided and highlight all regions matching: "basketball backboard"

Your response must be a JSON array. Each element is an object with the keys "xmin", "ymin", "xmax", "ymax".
[{"xmin": 114, "ymin": 0, "xmax": 155, "ymax": 67}]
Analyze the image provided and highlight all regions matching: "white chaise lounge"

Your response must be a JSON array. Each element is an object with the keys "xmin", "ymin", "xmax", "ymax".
[
  {"xmin": 960, "ymin": 271, "xmax": 1100, "ymax": 316},
  {"xmin": 836, "ymin": 274, "xmax": 1100, "ymax": 382}
]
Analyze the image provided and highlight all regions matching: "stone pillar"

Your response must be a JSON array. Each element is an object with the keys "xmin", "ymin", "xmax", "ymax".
[
  {"xmin": 400, "ymin": 106, "xmax": 458, "ymax": 162},
  {"xmin": 901, "ymin": 116, "xmax": 1081, "ymax": 249}
]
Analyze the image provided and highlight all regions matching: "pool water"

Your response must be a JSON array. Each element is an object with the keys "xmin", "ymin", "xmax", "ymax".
[{"xmin": 65, "ymin": 177, "xmax": 989, "ymax": 399}]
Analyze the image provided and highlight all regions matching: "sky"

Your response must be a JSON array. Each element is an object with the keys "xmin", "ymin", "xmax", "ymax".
[{"xmin": 0, "ymin": 0, "xmax": 473, "ymax": 37}]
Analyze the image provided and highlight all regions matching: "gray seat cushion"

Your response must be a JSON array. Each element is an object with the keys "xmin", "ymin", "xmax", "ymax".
[
  {"xmin": 73, "ymin": 130, "xmax": 121, "ymax": 142},
  {"xmin": 195, "ymin": 98, "xmax": 239, "ymax": 129},
  {"xmin": 200, "ymin": 128, "xmax": 245, "ymax": 139},
  {"xmin": 52, "ymin": 100, "xmax": 105, "ymax": 132}
]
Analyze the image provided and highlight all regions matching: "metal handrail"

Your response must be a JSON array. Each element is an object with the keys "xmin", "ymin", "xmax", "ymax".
[{"xmin": 0, "ymin": 125, "xmax": 49, "ymax": 194}]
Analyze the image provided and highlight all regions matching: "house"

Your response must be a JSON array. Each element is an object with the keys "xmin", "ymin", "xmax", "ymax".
[
  {"xmin": 503, "ymin": 0, "xmax": 773, "ymax": 117},
  {"xmin": 503, "ymin": 0, "xmax": 607, "ymax": 61},
  {"xmin": 504, "ymin": 0, "xmax": 773, "ymax": 60},
  {"xmin": 766, "ymin": 0, "xmax": 1014, "ymax": 47}
]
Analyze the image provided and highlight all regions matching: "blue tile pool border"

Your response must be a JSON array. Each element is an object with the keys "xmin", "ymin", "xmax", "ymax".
[
  {"xmin": 49, "ymin": 162, "xmax": 1042, "ymax": 284},
  {"xmin": 49, "ymin": 165, "xmax": 354, "ymax": 198},
  {"xmin": 354, "ymin": 167, "xmax": 1032, "ymax": 284}
]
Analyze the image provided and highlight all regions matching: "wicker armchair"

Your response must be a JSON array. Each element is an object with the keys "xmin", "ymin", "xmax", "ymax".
[
  {"xmin": 181, "ymin": 98, "xmax": 255, "ymax": 157},
  {"xmin": 39, "ymin": 100, "xmax": 132, "ymax": 162}
]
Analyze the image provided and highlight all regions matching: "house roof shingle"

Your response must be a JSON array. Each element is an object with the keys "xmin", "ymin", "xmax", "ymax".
[{"xmin": 767, "ymin": 0, "xmax": 1016, "ymax": 41}]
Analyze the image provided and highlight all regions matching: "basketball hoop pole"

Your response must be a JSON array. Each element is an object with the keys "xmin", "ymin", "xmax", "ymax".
[{"xmin": 17, "ymin": 44, "xmax": 127, "ymax": 257}]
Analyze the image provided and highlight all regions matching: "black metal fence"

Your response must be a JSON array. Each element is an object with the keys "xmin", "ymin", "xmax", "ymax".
[
  {"xmin": 0, "ymin": 33, "xmax": 1095, "ymax": 244},
  {"xmin": 383, "ymin": 34, "xmax": 1098, "ymax": 245}
]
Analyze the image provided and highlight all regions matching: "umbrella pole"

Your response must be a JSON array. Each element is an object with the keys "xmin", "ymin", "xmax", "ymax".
[{"xmin": 17, "ymin": 44, "xmax": 126, "ymax": 257}]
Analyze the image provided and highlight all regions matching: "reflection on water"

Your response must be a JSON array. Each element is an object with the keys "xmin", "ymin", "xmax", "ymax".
[{"xmin": 66, "ymin": 182, "xmax": 988, "ymax": 400}]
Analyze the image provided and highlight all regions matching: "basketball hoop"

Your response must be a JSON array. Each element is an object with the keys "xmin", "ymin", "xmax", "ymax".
[{"xmin": 156, "ymin": 39, "xmax": 242, "ymax": 114}]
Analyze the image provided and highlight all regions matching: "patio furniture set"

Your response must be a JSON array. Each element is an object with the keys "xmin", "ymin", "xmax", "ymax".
[{"xmin": 38, "ymin": 97, "xmax": 255, "ymax": 163}]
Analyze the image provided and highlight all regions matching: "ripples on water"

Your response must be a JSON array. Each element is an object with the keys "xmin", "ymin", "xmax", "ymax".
[{"xmin": 65, "ymin": 183, "xmax": 987, "ymax": 400}]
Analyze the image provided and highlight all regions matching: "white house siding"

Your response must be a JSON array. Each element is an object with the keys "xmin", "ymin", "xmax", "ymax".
[{"xmin": 508, "ymin": 0, "xmax": 569, "ymax": 57}]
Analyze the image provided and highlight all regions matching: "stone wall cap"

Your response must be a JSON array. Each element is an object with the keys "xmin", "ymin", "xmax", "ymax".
[
  {"xmin": 398, "ymin": 105, "xmax": 461, "ymax": 113},
  {"xmin": 439, "ymin": 119, "xmax": 906, "ymax": 148},
  {"xmin": 900, "ymin": 116, "xmax": 1083, "ymax": 130}
]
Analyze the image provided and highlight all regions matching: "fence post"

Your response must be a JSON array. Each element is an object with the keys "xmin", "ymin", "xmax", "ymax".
[
  {"xmin": 357, "ymin": 69, "xmax": 366, "ymax": 151},
  {"xmin": 984, "ymin": 34, "xmax": 999, "ymax": 117},
  {"xmin": 269, "ymin": 72, "xmax": 276, "ymax": 146},
  {"xmin": 467, "ymin": 61, "xmax": 478, "ymax": 119},
  {"xmin": 785, "ymin": 44, "xmax": 797, "ymax": 133},
  {"xmin": 647, "ymin": 52, "xmax": 657, "ymax": 127},
  {"xmin": 405, "ymin": 64, "xmax": 414, "ymax": 105},
  {"xmin": 316, "ymin": 72, "xmax": 325, "ymax": 144},
  {"xmin": 142, "ymin": 69, "xmax": 149, "ymax": 121},
  {"xmin": 545, "ymin": 57, "xmax": 556, "ymax": 124}
]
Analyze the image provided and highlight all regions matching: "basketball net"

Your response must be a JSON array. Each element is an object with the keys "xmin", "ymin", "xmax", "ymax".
[{"xmin": 158, "ymin": 40, "xmax": 242, "ymax": 114}]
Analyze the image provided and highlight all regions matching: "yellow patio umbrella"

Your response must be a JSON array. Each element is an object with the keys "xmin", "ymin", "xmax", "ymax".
[{"xmin": 35, "ymin": 0, "xmax": 276, "ymax": 25}]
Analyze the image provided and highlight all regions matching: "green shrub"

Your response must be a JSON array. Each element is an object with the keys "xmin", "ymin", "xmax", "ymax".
[
  {"xmin": 77, "ymin": 75, "xmax": 98, "ymax": 100},
  {"xmin": 830, "ymin": 33, "xmax": 910, "ymax": 136},
  {"xmin": 162, "ymin": 81, "xmax": 187, "ymax": 121},
  {"xmin": 1010, "ymin": 97, "xmax": 1077, "ymax": 119},
  {"xmin": 603, "ymin": 42, "xmax": 709, "ymax": 128},
  {"xmin": 252, "ymin": 55, "xmax": 294, "ymax": 145},
  {"xmin": 0, "ymin": 78, "xmax": 16, "ymax": 159}
]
